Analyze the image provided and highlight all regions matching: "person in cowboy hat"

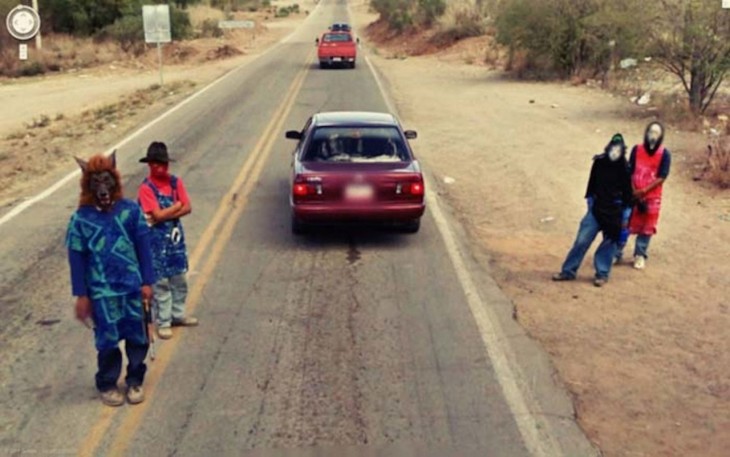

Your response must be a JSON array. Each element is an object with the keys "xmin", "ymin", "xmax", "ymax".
[
  {"xmin": 553, "ymin": 133, "xmax": 633, "ymax": 287},
  {"xmin": 137, "ymin": 141, "xmax": 198, "ymax": 339}
]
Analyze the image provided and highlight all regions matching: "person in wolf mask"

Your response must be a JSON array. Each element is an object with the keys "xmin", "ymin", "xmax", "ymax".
[
  {"xmin": 616, "ymin": 122, "xmax": 672, "ymax": 269},
  {"xmin": 137, "ymin": 142, "xmax": 197, "ymax": 340},
  {"xmin": 553, "ymin": 134, "xmax": 633, "ymax": 287},
  {"xmin": 66, "ymin": 152, "xmax": 155, "ymax": 406}
]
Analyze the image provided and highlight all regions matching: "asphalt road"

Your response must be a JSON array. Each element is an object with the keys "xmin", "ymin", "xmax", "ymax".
[{"xmin": 0, "ymin": 1, "xmax": 596, "ymax": 456}]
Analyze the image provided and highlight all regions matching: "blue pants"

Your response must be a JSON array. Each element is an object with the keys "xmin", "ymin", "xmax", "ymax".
[
  {"xmin": 153, "ymin": 273, "xmax": 188, "ymax": 328},
  {"xmin": 560, "ymin": 211, "xmax": 617, "ymax": 280},
  {"xmin": 616, "ymin": 234, "xmax": 652, "ymax": 260},
  {"xmin": 96, "ymin": 343, "xmax": 148, "ymax": 392}
]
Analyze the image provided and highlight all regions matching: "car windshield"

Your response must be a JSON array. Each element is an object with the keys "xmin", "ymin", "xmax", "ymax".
[
  {"xmin": 323, "ymin": 33, "xmax": 352, "ymax": 43},
  {"xmin": 303, "ymin": 126, "xmax": 410, "ymax": 163}
]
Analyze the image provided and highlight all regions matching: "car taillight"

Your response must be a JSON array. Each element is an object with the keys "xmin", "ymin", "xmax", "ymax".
[
  {"xmin": 293, "ymin": 183, "xmax": 309, "ymax": 197},
  {"xmin": 409, "ymin": 182, "xmax": 424, "ymax": 196}
]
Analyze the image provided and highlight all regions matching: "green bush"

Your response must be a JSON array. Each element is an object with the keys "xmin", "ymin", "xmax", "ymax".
[
  {"xmin": 372, "ymin": 0, "xmax": 444, "ymax": 30},
  {"xmin": 99, "ymin": 14, "xmax": 144, "ymax": 54},
  {"xmin": 495, "ymin": 0, "xmax": 644, "ymax": 79}
]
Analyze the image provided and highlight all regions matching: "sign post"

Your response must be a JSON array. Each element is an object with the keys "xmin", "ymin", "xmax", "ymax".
[
  {"xmin": 5, "ymin": 4, "xmax": 41, "ymax": 61},
  {"xmin": 143, "ymin": 4, "xmax": 172, "ymax": 86},
  {"xmin": 31, "ymin": 0, "xmax": 41, "ymax": 49}
]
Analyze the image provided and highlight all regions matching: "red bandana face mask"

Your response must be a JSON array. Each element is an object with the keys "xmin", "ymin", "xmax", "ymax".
[{"xmin": 149, "ymin": 162, "xmax": 169, "ymax": 180}]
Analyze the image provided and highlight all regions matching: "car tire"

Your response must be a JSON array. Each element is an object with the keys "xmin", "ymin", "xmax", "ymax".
[
  {"xmin": 350, "ymin": 61, "xmax": 356, "ymax": 69},
  {"xmin": 292, "ymin": 217, "xmax": 308, "ymax": 235},
  {"xmin": 401, "ymin": 219, "xmax": 420, "ymax": 234},
  {"xmin": 319, "ymin": 62, "xmax": 327, "ymax": 69}
]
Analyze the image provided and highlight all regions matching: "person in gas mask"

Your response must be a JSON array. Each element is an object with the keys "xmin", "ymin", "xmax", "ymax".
[
  {"xmin": 553, "ymin": 134, "xmax": 633, "ymax": 287},
  {"xmin": 617, "ymin": 122, "xmax": 671, "ymax": 270}
]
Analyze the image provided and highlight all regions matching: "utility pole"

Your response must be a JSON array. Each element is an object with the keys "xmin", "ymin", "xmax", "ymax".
[{"xmin": 31, "ymin": 0, "xmax": 41, "ymax": 49}]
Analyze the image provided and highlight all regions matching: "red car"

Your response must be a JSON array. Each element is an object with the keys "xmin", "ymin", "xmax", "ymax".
[
  {"xmin": 316, "ymin": 31, "xmax": 358, "ymax": 69},
  {"xmin": 286, "ymin": 112, "xmax": 426, "ymax": 234}
]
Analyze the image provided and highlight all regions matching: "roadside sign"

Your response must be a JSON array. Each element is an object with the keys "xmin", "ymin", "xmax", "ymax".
[
  {"xmin": 5, "ymin": 5, "xmax": 41, "ymax": 41},
  {"xmin": 724, "ymin": 0, "xmax": 730, "ymax": 9},
  {"xmin": 18, "ymin": 43, "xmax": 27, "ymax": 60},
  {"xmin": 143, "ymin": 4, "xmax": 171, "ymax": 44},
  {"xmin": 218, "ymin": 20, "xmax": 255, "ymax": 29}
]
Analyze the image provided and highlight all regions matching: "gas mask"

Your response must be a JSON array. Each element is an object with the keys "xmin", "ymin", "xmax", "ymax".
[{"xmin": 608, "ymin": 145, "xmax": 622, "ymax": 162}]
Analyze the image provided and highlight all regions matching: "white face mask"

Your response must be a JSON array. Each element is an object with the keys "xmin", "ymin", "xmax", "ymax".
[
  {"xmin": 608, "ymin": 145, "xmax": 622, "ymax": 161},
  {"xmin": 647, "ymin": 124, "xmax": 663, "ymax": 147}
]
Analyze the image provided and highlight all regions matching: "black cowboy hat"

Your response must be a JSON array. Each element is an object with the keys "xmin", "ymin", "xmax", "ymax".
[{"xmin": 139, "ymin": 141, "xmax": 174, "ymax": 163}]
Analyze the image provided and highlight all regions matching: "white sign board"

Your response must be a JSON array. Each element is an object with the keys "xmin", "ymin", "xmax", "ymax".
[
  {"xmin": 143, "ymin": 5, "xmax": 171, "ymax": 44},
  {"xmin": 5, "ymin": 5, "xmax": 41, "ymax": 41},
  {"xmin": 18, "ymin": 43, "xmax": 27, "ymax": 60},
  {"xmin": 724, "ymin": 0, "xmax": 730, "ymax": 9},
  {"xmin": 218, "ymin": 20, "xmax": 255, "ymax": 29}
]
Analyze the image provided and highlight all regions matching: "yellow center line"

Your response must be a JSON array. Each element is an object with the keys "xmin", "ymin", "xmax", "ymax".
[{"xmin": 77, "ymin": 50, "xmax": 313, "ymax": 457}]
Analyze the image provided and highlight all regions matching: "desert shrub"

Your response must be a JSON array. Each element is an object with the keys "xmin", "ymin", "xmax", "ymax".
[
  {"xmin": 198, "ymin": 18, "xmax": 223, "ymax": 38},
  {"xmin": 99, "ymin": 14, "xmax": 144, "ymax": 54},
  {"xmin": 495, "ymin": 0, "xmax": 645, "ymax": 79},
  {"xmin": 432, "ymin": 7, "xmax": 485, "ymax": 46},
  {"xmin": 18, "ymin": 61, "xmax": 45, "ymax": 77},
  {"xmin": 416, "ymin": 0, "xmax": 446, "ymax": 26},
  {"xmin": 704, "ymin": 136, "xmax": 730, "ymax": 188}
]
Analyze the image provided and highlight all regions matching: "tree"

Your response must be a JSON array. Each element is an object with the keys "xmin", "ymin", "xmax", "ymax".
[{"xmin": 653, "ymin": 0, "xmax": 730, "ymax": 113}]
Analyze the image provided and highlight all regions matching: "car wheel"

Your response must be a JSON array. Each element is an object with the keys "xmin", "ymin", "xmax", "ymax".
[
  {"xmin": 401, "ymin": 219, "xmax": 420, "ymax": 234},
  {"xmin": 350, "ymin": 61, "xmax": 356, "ymax": 69},
  {"xmin": 292, "ymin": 217, "xmax": 308, "ymax": 235},
  {"xmin": 319, "ymin": 62, "xmax": 327, "ymax": 69}
]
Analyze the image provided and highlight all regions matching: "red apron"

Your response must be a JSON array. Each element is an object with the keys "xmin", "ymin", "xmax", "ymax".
[{"xmin": 629, "ymin": 144, "xmax": 664, "ymax": 235}]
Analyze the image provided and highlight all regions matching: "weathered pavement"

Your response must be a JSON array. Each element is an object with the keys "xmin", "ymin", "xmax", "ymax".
[{"xmin": 0, "ymin": 1, "xmax": 596, "ymax": 456}]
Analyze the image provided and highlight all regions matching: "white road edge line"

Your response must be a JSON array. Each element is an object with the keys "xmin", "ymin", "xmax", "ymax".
[
  {"xmin": 0, "ymin": 0, "xmax": 323, "ymax": 229},
  {"xmin": 363, "ymin": 54, "xmax": 563, "ymax": 457}
]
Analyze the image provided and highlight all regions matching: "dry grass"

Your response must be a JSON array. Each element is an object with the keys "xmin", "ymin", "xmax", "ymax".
[
  {"xmin": 0, "ymin": 80, "xmax": 197, "ymax": 203},
  {"xmin": 189, "ymin": 4, "xmax": 227, "ymax": 26},
  {"xmin": 702, "ymin": 136, "xmax": 730, "ymax": 188},
  {"xmin": 0, "ymin": 34, "xmax": 125, "ymax": 77}
]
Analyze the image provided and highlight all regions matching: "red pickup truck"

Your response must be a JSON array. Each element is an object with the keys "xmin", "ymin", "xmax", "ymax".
[{"xmin": 316, "ymin": 32, "xmax": 358, "ymax": 69}]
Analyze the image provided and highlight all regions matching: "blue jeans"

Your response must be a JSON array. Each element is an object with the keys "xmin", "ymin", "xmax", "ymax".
[
  {"xmin": 560, "ymin": 211, "xmax": 617, "ymax": 280},
  {"xmin": 616, "ymin": 234, "xmax": 652, "ymax": 260},
  {"xmin": 153, "ymin": 273, "xmax": 188, "ymax": 328}
]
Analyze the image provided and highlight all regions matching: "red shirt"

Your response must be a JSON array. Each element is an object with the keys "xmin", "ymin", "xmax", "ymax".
[{"xmin": 138, "ymin": 175, "xmax": 190, "ymax": 213}]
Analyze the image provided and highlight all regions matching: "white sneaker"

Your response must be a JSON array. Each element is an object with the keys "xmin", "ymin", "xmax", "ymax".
[{"xmin": 633, "ymin": 256, "xmax": 646, "ymax": 270}]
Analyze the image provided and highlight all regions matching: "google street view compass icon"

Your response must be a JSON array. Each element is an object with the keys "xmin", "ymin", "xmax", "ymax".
[{"xmin": 5, "ymin": 5, "xmax": 41, "ymax": 41}]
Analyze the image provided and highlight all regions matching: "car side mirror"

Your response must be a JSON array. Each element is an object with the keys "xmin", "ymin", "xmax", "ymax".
[
  {"xmin": 315, "ymin": 38, "xmax": 319, "ymax": 46},
  {"xmin": 356, "ymin": 37, "xmax": 360, "ymax": 44},
  {"xmin": 286, "ymin": 130, "xmax": 303, "ymax": 140},
  {"xmin": 404, "ymin": 130, "xmax": 417, "ymax": 140}
]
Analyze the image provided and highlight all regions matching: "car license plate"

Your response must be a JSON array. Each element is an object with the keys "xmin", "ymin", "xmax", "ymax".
[
  {"xmin": 345, "ymin": 184, "xmax": 374, "ymax": 201},
  {"xmin": 332, "ymin": 57, "xmax": 342, "ymax": 62}
]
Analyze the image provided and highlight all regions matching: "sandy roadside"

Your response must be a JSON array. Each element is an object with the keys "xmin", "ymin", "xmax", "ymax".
[
  {"xmin": 351, "ymin": 3, "xmax": 730, "ymax": 457},
  {"xmin": 0, "ymin": 1, "xmax": 315, "ymax": 207},
  {"xmin": 0, "ymin": 3, "xmax": 313, "ymax": 139}
]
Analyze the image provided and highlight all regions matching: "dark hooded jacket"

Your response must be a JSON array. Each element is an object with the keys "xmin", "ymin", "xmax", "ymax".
[{"xmin": 585, "ymin": 134, "xmax": 633, "ymax": 241}]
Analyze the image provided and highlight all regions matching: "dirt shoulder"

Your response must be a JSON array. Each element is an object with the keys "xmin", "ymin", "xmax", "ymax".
[{"xmin": 352, "ymin": 4, "xmax": 730, "ymax": 457}]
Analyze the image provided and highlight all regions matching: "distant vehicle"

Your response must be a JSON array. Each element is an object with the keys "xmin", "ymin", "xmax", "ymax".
[
  {"xmin": 329, "ymin": 23, "xmax": 352, "ymax": 32},
  {"xmin": 316, "ymin": 31, "xmax": 358, "ymax": 69},
  {"xmin": 285, "ymin": 112, "xmax": 425, "ymax": 234}
]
